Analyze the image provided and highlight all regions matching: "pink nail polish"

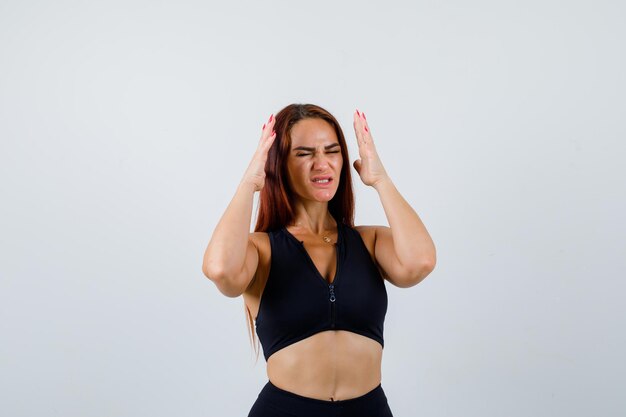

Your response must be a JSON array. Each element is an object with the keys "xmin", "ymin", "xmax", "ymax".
[
  {"xmin": 362, "ymin": 112, "xmax": 367, "ymax": 120},
  {"xmin": 356, "ymin": 109, "xmax": 360, "ymax": 116},
  {"xmin": 269, "ymin": 114, "xmax": 273, "ymax": 122},
  {"xmin": 271, "ymin": 130, "xmax": 276, "ymax": 136},
  {"xmin": 364, "ymin": 125, "xmax": 369, "ymax": 132},
  {"xmin": 263, "ymin": 123, "xmax": 266, "ymax": 130}
]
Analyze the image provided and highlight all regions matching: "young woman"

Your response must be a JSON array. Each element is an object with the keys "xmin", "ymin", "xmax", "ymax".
[{"xmin": 202, "ymin": 104, "xmax": 436, "ymax": 417}]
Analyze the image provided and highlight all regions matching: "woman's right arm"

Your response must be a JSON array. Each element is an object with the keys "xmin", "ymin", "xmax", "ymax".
[{"xmin": 201, "ymin": 114, "xmax": 276, "ymax": 297}]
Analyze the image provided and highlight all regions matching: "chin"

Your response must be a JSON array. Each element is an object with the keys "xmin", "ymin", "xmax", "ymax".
[{"xmin": 313, "ymin": 190, "xmax": 337, "ymax": 202}]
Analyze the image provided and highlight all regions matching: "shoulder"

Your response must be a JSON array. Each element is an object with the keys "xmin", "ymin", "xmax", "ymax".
[
  {"xmin": 249, "ymin": 231, "xmax": 270, "ymax": 247},
  {"xmin": 352, "ymin": 225, "xmax": 380, "ymax": 259},
  {"xmin": 248, "ymin": 231, "xmax": 271, "ymax": 260},
  {"xmin": 353, "ymin": 225, "xmax": 377, "ymax": 240}
]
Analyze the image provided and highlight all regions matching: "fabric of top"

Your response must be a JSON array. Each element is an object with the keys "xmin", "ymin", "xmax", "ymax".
[{"xmin": 255, "ymin": 222, "xmax": 388, "ymax": 361}]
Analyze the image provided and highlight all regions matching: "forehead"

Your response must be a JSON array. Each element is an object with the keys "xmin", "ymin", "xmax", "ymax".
[{"xmin": 290, "ymin": 118, "xmax": 338, "ymax": 148}]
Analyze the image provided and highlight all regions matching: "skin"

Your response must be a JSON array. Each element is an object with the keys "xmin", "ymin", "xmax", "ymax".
[{"xmin": 203, "ymin": 110, "xmax": 437, "ymax": 401}]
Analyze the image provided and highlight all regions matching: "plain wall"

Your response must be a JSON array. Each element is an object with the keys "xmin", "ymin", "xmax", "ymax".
[{"xmin": 1, "ymin": 0, "xmax": 624, "ymax": 415}]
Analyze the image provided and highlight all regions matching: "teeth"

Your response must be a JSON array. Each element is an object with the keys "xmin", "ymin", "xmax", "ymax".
[{"xmin": 314, "ymin": 179, "xmax": 330, "ymax": 183}]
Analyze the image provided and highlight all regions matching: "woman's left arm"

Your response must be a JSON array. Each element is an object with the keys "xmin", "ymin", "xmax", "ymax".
[{"xmin": 352, "ymin": 110, "xmax": 436, "ymax": 288}]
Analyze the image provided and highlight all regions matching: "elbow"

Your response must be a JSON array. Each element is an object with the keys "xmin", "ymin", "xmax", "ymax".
[
  {"xmin": 418, "ymin": 257, "xmax": 436, "ymax": 281},
  {"xmin": 418, "ymin": 259, "xmax": 436, "ymax": 283},
  {"xmin": 202, "ymin": 263, "xmax": 244, "ymax": 298},
  {"xmin": 423, "ymin": 256, "xmax": 436, "ymax": 276},
  {"xmin": 404, "ymin": 244, "xmax": 437, "ymax": 287},
  {"xmin": 398, "ymin": 259, "xmax": 436, "ymax": 288},
  {"xmin": 415, "ymin": 251, "xmax": 436, "ymax": 283},
  {"xmin": 202, "ymin": 260, "xmax": 224, "ymax": 283}
]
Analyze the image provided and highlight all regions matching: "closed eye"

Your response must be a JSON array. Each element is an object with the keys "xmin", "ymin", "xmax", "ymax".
[{"xmin": 296, "ymin": 151, "xmax": 340, "ymax": 157}]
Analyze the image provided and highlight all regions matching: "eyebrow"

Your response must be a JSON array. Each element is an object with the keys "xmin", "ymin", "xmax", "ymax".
[{"xmin": 292, "ymin": 143, "xmax": 340, "ymax": 152}]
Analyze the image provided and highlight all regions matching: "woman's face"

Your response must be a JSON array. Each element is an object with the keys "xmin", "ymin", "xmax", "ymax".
[{"xmin": 286, "ymin": 118, "xmax": 343, "ymax": 203}]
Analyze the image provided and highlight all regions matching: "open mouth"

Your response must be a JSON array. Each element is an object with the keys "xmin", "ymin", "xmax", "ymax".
[{"xmin": 311, "ymin": 176, "xmax": 333, "ymax": 185}]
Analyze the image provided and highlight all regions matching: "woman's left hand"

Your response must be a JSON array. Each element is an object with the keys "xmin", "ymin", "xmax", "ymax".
[{"xmin": 352, "ymin": 110, "xmax": 390, "ymax": 188}]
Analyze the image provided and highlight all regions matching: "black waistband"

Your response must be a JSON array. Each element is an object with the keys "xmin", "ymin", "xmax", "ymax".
[
  {"xmin": 252, "ymin": 380, "xmax": 392, "ymax": 417},
  {"xmin": 261, "ymin": 380, "xmax": 385, "ymax": 405}
]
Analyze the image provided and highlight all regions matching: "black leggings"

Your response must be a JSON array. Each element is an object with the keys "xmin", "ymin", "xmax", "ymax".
[{"xmin": 248, "ymin": 381, "xmax": 394, "ymax": 417}]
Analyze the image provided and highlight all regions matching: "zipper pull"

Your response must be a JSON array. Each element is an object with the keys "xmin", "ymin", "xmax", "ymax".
[{"xmin": 329, "ymin": 284, "xmax": 336, "ymax": 302}]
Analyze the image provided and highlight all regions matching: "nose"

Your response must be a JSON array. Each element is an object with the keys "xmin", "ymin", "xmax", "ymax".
[{"xmin": 312, "ymin": 153, "xmax": 331, "ymax": 171}]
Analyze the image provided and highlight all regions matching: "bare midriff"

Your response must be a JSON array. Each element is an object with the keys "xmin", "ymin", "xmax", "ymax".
[{"xmin": 266, "ymin": 330, "xmax": 383, "ymax": 401}]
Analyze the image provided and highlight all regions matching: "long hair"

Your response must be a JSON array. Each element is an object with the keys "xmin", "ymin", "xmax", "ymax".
[
  {"xmin": 245, "ymin": 103, "xmax": 356, "ymax": 359},
  {"xmin": 255, "ymin": 104, "xmax": 355, "ymax": 231}
]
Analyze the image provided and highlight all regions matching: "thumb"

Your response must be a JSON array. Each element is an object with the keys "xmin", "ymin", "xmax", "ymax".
[{"xmin": 353, "ymin": 159, "xmax": 362, "ymax": 174}]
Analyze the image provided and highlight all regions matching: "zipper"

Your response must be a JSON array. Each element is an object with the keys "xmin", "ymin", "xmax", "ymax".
[{"xmin": 329, "ymin": 283, "xmax": 336, "ymax": 328}]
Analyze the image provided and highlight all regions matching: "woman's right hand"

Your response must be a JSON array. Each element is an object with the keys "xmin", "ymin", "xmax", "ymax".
[{"xmin": 241, "ymin": 114, "xmax": 277, "ymax": 192}]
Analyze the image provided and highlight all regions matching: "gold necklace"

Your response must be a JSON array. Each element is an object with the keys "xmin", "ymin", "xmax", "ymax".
[
  {"xmin": 292, "ymin": 222, "xmax": 336, "ymax": 244},
  {"xmin": 318, "ymin": 227, "xmax": 337, "ymax": 244}
]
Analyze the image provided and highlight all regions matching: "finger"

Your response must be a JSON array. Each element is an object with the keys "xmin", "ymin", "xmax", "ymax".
[
  {"xmin": 354, "ymin": 109, "xmax": 370, "ymax": 145},
  {"xmin": 353, "ymin": 120, "xmax": 365, "ymax": 155},
  {"xmin": 353, "ymin": 127, "xmax": 367, "ymax": 163},
  {"xmin": 353, "ymin": 111, "xmax": 366, "ymax": 146},
  {"xmin": 358, "ymin": 110, "xmax": 372, "ymax": 142},
  {"xmin": 266, "ymin": 129, "xmax": 277, "ymax": 148},
  {"xmin": 260, "ymin": 129, "xmax": 276, "ymax": 153},
  {"xmin": 266, "ymin": 113, "xmax": 276, "ymax": 130},
  {"xmin": 354, "ymin": 114, "xmax": 372, "ymax": 163},
  {"xmin": 259, "ymin": 114, "xmax": 276, "ymax": 143}
]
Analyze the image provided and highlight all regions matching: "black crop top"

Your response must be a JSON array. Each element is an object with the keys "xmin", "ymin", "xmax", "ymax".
[{"xmin": 255, "ymin": 222, "xmax": 388, "ymax": 361}]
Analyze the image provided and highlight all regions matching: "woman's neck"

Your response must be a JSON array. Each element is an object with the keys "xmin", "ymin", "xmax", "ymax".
[{"xmin": 290, "ymin": 202, "xmax": 336, "ymax": 235}]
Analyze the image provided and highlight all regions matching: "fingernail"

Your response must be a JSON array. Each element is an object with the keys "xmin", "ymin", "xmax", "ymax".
[
  {"xmin": 362, "ymin": 112, "xmax": 366, "ymax": 120},
  {"xmin": 356, "ymin": 109, "xmax": 360, "ymax": 116},
  {"xmin": 271, "ymin": 130, "xmax": 276, "ymax": 136},
  {"xmin": 364, "ymin": 125, "xmax": 369, "ymax": 132},
  {"xmin": 263, "ymin": 123, "xmax": 266, "ymax": 130},
  {"xmin": 269, "ymin": 114, "xmax": 273, "ymax": 122}
]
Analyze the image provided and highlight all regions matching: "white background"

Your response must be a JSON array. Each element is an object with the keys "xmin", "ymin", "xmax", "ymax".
[{"xmin": 1, "ymin": 0, "xmax": 624, "ymax": 416}]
